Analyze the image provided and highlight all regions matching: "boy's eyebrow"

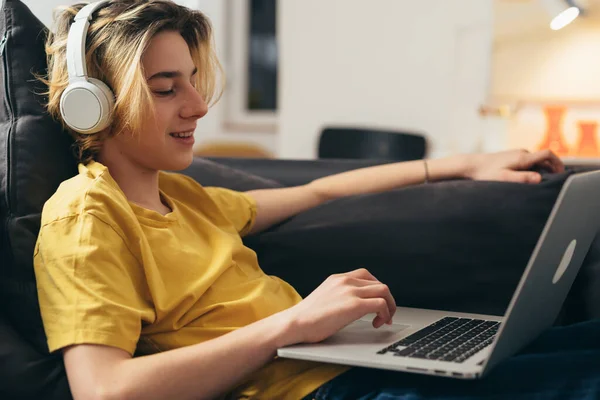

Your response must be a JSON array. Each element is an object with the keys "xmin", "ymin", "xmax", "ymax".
[{"xmin": 148, "ymin": 67, "xmax": 198, "ymax": 81}]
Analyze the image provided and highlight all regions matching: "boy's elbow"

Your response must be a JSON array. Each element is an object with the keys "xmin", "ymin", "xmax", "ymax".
[
  {"xmin": 71, "ymin": 375, "xmax": 130, "ymax": 400},
  {"xmin": 80, "ymin": 383, "xmax": 125, "ymax": 400},
  {"xmin": 63, "ymin": 344, "xmax": 134, "ymax": 400},
  {"xmin": 94, "ymin": 383, "xmax": 135, "ymax": 400}
]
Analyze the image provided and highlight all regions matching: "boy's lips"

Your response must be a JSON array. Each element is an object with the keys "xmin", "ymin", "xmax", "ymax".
[{"xmin": 169, "ymin": 131, "xmax": 194, "ymax": 138}]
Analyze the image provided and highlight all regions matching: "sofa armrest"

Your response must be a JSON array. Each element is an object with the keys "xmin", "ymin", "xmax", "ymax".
[{"xmin": 205, "ymin": 157, "xmax": 395, "ymax": 187}]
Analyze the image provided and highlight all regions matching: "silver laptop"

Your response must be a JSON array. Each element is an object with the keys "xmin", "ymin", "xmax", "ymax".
[{"xmin": 278, "ymin": 169, "xmax": 600, "ymax": 379}]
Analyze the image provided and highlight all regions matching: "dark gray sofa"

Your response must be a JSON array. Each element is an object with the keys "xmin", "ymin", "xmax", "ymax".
[{"xmin": 3, "ymin": 154, "xmax": 600, "ymax": 400}]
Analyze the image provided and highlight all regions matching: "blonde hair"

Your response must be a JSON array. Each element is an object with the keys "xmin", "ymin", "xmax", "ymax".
[{"xmin": 42, "ymin": 0, "xmax": 222, "ymax": 164}]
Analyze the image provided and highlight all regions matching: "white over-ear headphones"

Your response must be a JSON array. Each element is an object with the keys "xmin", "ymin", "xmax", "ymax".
[{"xmin": 60, "ymin": 0, "xmax": 114, "ymax": 135}]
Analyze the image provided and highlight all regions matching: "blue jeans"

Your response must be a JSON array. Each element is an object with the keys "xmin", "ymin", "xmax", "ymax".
[{"xmin": 303, "ymin": 319, "xmax": 600, "ymax": 400}]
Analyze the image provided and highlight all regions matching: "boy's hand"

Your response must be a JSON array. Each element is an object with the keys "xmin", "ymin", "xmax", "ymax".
[
  {"xmin": 463, "ymin": 149, "xmax": 565, "ymax": 184},
  {"xmin": 279, "ymin": 268, "xmax": 396, "ymax": 345}
]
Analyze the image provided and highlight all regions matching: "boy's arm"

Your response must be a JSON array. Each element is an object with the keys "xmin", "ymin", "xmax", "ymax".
[
  {"xmin": 64, "ymin": 310, "xmax": 290, "ymax": 400},
  {"xmin": 245, "ymin": 149, "xmax": 563, "ymax": 235},
  {"xmin": 63, "ymin": 267, "xmax": 397, "ymax": 400}
]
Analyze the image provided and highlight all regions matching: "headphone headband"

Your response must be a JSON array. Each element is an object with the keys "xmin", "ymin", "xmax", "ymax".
[{"xmin": 66, "ymin": 0, "xmax": 110, "ymax": 82}]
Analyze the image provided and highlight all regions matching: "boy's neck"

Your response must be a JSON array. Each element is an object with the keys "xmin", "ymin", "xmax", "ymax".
[{"xmin": 97, "ymin": 151, "xmax": 170, "ymax": 216}]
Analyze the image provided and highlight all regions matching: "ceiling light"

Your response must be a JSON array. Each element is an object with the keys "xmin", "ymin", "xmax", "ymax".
[{"xmin": 540, "ymin": 0, "xmax": 584, "ymax": 30}]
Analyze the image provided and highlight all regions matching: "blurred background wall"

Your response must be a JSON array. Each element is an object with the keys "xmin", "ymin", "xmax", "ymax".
[{"xmin": 23, "ymin": 0, "xmax": 600, "ymax": 162}]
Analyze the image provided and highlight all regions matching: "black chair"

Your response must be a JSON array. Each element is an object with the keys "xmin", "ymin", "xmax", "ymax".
[{"xmin": 318, "ymin": 127, "xmax": 427, "ymax": 161}]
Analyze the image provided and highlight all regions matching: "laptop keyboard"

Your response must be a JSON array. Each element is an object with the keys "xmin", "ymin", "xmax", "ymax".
[{"xmin": 376, "ymin": 317, "xmax": 500, "ymax": 363}]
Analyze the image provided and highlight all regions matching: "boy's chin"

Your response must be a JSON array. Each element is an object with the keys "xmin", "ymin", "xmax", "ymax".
[{"xmin": 162, "ymin": 153, "xmax": 195, "ymax": 171}]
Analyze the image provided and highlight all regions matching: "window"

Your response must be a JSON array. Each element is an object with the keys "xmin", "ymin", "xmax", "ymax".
[{"xmin": 225, "ymin": 0, "xmax": 278, "ymax": 131}]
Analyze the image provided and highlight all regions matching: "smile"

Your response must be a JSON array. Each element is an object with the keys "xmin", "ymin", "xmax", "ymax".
[{"xmin": 170, "ymin": 131, "xmax": 194, "ymax": 138}]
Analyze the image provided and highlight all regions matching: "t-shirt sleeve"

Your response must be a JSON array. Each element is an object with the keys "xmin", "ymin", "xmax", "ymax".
[
  {"xmin": 204, "ymin": 187, "xmax": 258, "ymax": 237},
  {"xmin": 33, "ymin": 212, "xmax": 148, "ymax": 355}
]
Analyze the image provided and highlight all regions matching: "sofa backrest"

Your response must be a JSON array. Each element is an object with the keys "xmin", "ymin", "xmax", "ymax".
[
  {"xmin": 0, "ymin": 1, "xmax": 76, "ymax": 398},
  {"xmin": 0, "ymin": 0, "xmax": 78, "ymax": 352}
]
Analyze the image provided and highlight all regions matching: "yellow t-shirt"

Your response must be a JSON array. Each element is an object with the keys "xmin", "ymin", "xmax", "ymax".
[{"xmin": 33, "ymin": 161, "xmax": 348, "ymax": 400}]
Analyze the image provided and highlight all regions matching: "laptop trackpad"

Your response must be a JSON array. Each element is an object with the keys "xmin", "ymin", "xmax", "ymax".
[{"xmin": 322, "ymin": 320, "xmax": 411, "ymax": 345}]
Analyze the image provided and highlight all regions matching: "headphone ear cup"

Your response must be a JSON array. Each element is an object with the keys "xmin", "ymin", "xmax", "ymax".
[
  {"xmin": 88, "ymin": 78, "xmax": 116, "ymax": 132},
  {"xmin": 60, "ymin": 78, "xmax": 115, "ymax": 134}
]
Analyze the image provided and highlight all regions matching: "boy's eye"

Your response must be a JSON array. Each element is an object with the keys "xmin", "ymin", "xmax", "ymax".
[{"xmin": 155, "ymin": 89, "xmax": 174, "ymax": 96}]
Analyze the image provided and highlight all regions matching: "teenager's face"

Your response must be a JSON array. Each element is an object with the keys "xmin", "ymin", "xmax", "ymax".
[{"xmin": 109, "ymin": 30, "xmax": 208, "ymax": 171}]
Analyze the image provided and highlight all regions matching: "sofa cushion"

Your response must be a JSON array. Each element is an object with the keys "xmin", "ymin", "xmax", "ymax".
[
  {"xmin": 247, "ymin": 169, "xmax": 600, "ymax": 322},
  {"xmin": 0, "ymin": 1, "xmax": 74, "ymax": 398},
  {"xmin": 181, "ymin": 157, "xmax": 282, "ymax": 191},
  {"xmin": 0, "ymin": 309, "xmax": 71, "ymax": 400}
]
